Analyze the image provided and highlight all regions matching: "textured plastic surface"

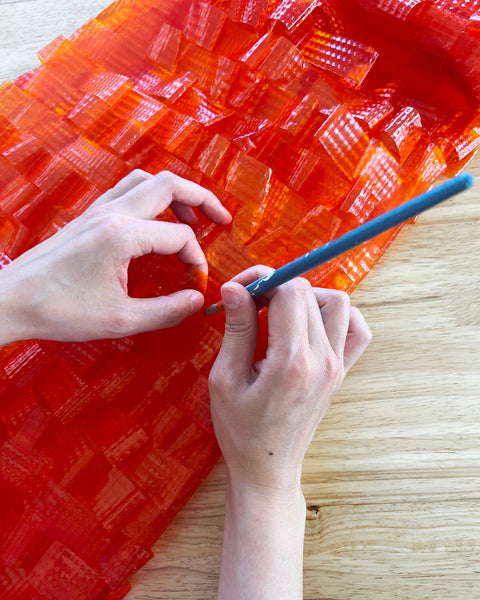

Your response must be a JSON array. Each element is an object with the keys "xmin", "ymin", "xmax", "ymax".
[{"xmin": 1, "ymin": 0, "xmax": 480, "ymax": 598}]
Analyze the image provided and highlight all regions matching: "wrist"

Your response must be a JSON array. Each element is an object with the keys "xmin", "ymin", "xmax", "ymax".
[
  {"xmin": 224, "ymin": 456, "xmax": 304, "ymax": 502},
  {"xmin": 226, "ymin": 468, "xmax": 305, "ymax": 510},
  {"xmin": 0, "ymin": 265, "xmax": 37, "ymax": 346}
]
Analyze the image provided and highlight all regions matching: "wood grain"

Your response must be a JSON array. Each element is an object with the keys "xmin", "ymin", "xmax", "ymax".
[{"xmin": 1, "ymin": 2, "xmax": 479, "ymax": 599}]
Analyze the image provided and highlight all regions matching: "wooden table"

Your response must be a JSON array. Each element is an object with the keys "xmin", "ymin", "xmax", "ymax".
[{"xmin": 1, "ymin": 2, "xmax": 480, "ymax": 598}]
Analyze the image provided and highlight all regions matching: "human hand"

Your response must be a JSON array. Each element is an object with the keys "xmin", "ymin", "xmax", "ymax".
[
  {"xmin": 209, "ymin": 266, "xmax": 372, "ymax": 499},
  {"xmin": 0, "ymin": 170, "xmax": 231, "ymax": 346}
]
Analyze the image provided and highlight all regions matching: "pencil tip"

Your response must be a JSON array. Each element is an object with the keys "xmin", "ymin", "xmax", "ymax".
[{"xmin": 204, "ymin": 301, "xmax": 224, "ymax": 316}]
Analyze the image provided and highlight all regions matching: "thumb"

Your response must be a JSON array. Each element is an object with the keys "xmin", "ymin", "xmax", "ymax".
[
  {"xmin": 216, "ymin": 282, "xmax": 259, "ymax": 378},
  {"xmin": 125, "ymin": 289, "xmax": 204, "ymax": 333}
]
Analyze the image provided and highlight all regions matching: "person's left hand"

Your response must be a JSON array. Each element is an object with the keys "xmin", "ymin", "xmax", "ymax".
[{"xmin": 0, "ymin": 170, "xmax": 231, "ymax": 346}]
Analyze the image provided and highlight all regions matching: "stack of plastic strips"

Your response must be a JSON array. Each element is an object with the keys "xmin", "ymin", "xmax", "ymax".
[{"xmin": 1, "ymin": 0, "xmax": 480, "ymax": 597}]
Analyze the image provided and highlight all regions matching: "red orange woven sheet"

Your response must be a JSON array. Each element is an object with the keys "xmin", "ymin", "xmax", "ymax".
[{"xmin": 1, "ymin": 1, "xmax": 480, "ymax": 598}]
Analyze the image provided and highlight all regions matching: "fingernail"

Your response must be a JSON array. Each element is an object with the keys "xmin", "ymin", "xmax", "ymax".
[
  {"xmin": 190, "ymin": 292, "xmax": 204, "ymax": 314},
  {"xmin": 221, "ymin": 285, "xmax": 242, "ymax": 309}
]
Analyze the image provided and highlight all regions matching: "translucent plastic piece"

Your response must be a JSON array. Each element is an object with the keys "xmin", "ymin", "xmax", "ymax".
[
  {"xmin": 279, "ymin": 93, "xmax": 318, "ymax": 136},
  {"xmin": 356, "ymin": 0, "xmax": 424, "ymax": 20},
  {"xmin": 27, "ymin": 541, "xmax": 106, "ymax": 600},
  {"xmin": 450, "ymin": 30, "xmax": 480, "ymax": 96},
  {"xmin": 73, "ymin": 21, "xmax": 151, "ymax": 81},
  {"xmin": 312, "ymin": 105, "xmax": 370, "ymax": 179},
  {"xmin": 206, "ymin": 230, "xmax": 256, "ymax": 280},
  {"xmin": 439, "ymin": 126, "xmax": 480, "ymax": 168},
  {"xmin": 0, "ymin": 84, "xmax": 34, "ymax": 122},
  {"xmin": 340, "ymin": 178, "xmax": 378, "ymax": 223},
  {"xmin": 150, "ymin": 108, "xmax": 199, "ymax": 153},
  {"xmin": 409, "ymin": 3, "xmax": 466, "ymax": 53},
  {"xmin": 59, "ymin": 139, "xmax": 126, "ymax": 191},
  {"xmin": 37, "ymin": 35, "xmax": 67, "ymax": 64},
  {"xmin": 247, "ymin": 227, "xmax": 306, "ymax": 267},
  {"xmin": 267, "ymin": 0, "xmax": 335, "ymax": 41},
  {"xmin": 228, "ymin": 71, "xmax": 268, "ymax": 112},
  {"xmin": 174, "ymin": 88, "xmax": 233, "ymax": 125},
  {"xmin": 292, "ymin": 205, "xmax": 342, "ymax": 247},
  {"xmin": 137, "ymin": 71, "xmax": 196, "ymax": 102},
  {"xmin": 300, "ymin": 31, "xmax": 379, "ymax": 88},
  {"xmin": 176, "ymin": 41, "xmax": 221, "ymax": 91},
  {"xmin": 194, "ymin": 133, "xmax": 231, "ymax": 177},
  {"xmin": 28, "ymin": 39, "xmax": 98, "ymax": 113},
  {"xmin": 253, "ymin": 85, "xmax": 297, "ymax": 123},
  {"xmin": 12, "ymin": 96, "xmax": 77, "ymax": 154},
  {"xmin": 148, "ymin": 23, "xmax": 183, "ymax": 71},
  {"xmin": 225, "ymin": 150, "xmax": 272, "ymax": 206},
  {"xmin": 380, "ymin": 106, "xmax": 422, "ymax": 163},
  {"xmin": 228, "ymin": 0, "xmax": 270, "ymax": 28},
  {"xmin": 2, "ymin": 134, "xmax": 49, "ymax": 176},
  {"xmin": 184, "ymin": 1, "xmax": 227, "ymax": 50},
  {"xmin": 0, "ymin": 210, "xmax": 29, "ymax": 258},
  {"xmin": 401, "ymin": 142, "xmax": 446, "ymax": 195},
  {"xmin": 257, "ymin": 36, "xmax": 307, "ymax": 82},
  {"xmin": 81, "ymin": 72, "xmax": 133, "ymax": 105},
  {"xmin": 67, "ymin": 93, "xmax": 112, "ymax": 138},
  {"xmin": 436, "ymin": 0, "xmax": 480, "ymax": 19},
  {"xmin": 350, "ymin": 97, "xmax": 394, "ymax": 129},
  {"xmin": 355, "ymin": 140, "xmax": 402, "ymax": 208}
]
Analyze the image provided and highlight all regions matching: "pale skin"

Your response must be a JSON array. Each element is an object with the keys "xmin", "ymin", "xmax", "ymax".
[
  {"xmin": 0, "ymin": 169, "xmax": 231, "ymax": 345},
  {"xmin": 210, "ymin": 267, "xmax": 371, "ymax": 600},
  {"xmin": 0, "ymin": 171, "xmax": 372, "ymax": 598}
]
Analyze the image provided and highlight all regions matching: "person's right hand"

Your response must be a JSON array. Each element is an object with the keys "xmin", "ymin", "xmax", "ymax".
[{"xmin": 209, "ymin": 266, "xmax": 372, "ymax": 499}]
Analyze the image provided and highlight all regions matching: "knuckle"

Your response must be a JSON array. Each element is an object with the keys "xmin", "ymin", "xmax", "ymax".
[
  {"xmin": 208, "ymin": 366, "xmax": 221, "ymax": 393},
  {"xmin": 180, "ymin": 223, "xmax": 196, "ymax": 239},
  {"xmin": 166, "ymin": 309, "xmax": 187, "ymax": 328},
  {"xmin": 85, "ymin": 209, "xmax": 131, "ymax": 243},
  {"xmin": 107, "ymin": 310, "xmax": 134, "ymax": 337},
  {"xmin": 329, "ymin": 289, "xmax": 351, "ymax": 312},
  {"xmin": 208, "ymin": 364, "xmax": 235, "ymax": 397},
  {"xmin": 224, "ymin": 320, "xmax": 252, "ymax": 337},
  {"xmin": 156, "ymin": 170, "xmax": 177, "ymax": 187},
  {"xmin": 172, "ymin": 222, "xmax": 195, "ymax": 243},
  {"xmin": 130, "ymin": 168, "xmax": 149, "ymax": 179},
  {"xmin": 125, "ymin": 168, "xmax": 151, "ymax": 186},
  {"xmin": 283, "ymin": 344, "xmax": 313, "ymax": 383},
  {"xmin": 160, "ymin": 298, "xmax": 190, "ymax": 327},
  {"xmin": 324, "ymin": 347, "xmax": 342, "ymax": 381},
  {"xmin": 360, "ymin": 323, "xmax": 373, "ymax": 347},
  {"xmin": 351, "ymin": 306, "xmax": 373, "ymax": 346},
  {"xmin": 282, "ymin": 278, "xmax": 311, "ymax": 299},
  {"xmin": 256, "ymin": 263, "xmax": 274, "ymax": 273},
  {"xmin": 296, "ymin": 276, "xmax": 312, "ymax": 290},
  {"xmin": 98, "ymin": 213, "xmax": 131, "ymax": 239}
]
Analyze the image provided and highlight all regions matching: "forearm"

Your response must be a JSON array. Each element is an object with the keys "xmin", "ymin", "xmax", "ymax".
[{"xmin": 217, "ymin": 476, "xmax": 306, "ymax": 600}]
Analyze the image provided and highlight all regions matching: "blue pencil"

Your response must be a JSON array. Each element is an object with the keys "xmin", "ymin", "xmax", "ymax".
[{"xmin": 204, "ymin": 173, "xmax": 474, "ymax": 316}]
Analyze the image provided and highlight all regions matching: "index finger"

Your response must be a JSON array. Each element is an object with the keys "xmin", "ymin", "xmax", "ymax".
[
  {"xmin": 110, "ymin": 171, "xmax": 232, "ymax": 224},
  {"xmin": 128, "ymin": 220, "xmax": 208, "ymax": 274},
  {"xmin": 230, "ymin": 265, "xmax": 330, "ymax": 358},
  {"xmin": 233, "ymin": 267, "xmax": 312, "ymax": 353},
  {"xmin": 266, "ymin": 279, "xmax": 330, "ymax": 360},
  {"xmin": 229, "ymin": 264, "xmax": 275, "ymax": 310}
]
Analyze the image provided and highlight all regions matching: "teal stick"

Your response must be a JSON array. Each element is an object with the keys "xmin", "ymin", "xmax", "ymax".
[{"xmin": 205, "ymin": 173, "xmax": 474, "ymax": 315}]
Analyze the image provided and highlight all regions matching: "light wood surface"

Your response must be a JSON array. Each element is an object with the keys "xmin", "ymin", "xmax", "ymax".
[{"xmin": 1, "ymin": 2, "xmax": 480, "ymax": 598}]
